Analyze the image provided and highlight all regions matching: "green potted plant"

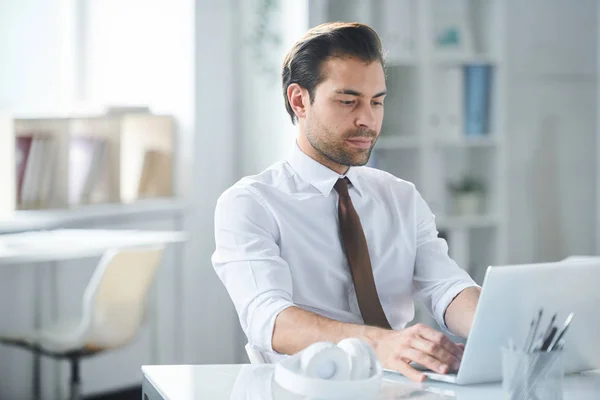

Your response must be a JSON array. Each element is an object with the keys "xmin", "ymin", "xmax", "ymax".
[{"xmin": 447, "ymin": 176, "xmax": 486, "ymax": 215}]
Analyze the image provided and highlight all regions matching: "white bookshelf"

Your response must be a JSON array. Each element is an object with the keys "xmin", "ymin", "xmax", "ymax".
[
  {"xmin": 307, "ymin": 0, "xmax": 508, "ymax": 328},
  {"xmin": 0, "ymin": 112, "xmax": 177, "ymax": 216}
]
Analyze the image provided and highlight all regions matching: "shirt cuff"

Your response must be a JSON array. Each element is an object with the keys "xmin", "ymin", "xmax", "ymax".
[
  {"xmin": 247, "ymin": 292, "xmax": 295, "ymax": 353},
  {"xmin": 433, "ymin": 282, "xmax": 480, "ymax": 335}
]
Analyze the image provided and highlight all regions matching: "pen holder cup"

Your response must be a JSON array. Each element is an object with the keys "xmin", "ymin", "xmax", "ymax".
[{"xmin": 502, "ymin": 347, "xmax": 564, "ymax": 400}]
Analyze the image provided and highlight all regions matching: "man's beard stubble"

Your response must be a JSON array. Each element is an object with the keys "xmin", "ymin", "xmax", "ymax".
[{"xmin": 306, "ymin": 124, "xmax": 378, "ymax": 167}]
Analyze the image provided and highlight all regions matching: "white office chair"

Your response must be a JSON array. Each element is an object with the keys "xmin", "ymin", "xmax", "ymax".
[
  {"xmin": 0, "ymin": 245, "xmax": 165, "ymax": 400},
  {"xmin": 245, "ymin": 343, "xmax": 268, "ymax": 364}
]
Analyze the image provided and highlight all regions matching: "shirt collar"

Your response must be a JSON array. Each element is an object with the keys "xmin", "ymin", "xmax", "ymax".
[{"xmin": 287, "ymin": 142, "xmax": 364, "ymax": 197}]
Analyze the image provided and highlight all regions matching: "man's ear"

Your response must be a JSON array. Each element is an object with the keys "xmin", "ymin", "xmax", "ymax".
[{"xmin": 287, "ymin": 83, "xmax": 308, "ymax": 120}]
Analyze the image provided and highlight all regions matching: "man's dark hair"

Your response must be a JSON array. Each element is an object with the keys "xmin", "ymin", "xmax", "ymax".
[{"xmin": 282, "ymin": 22, "xmax": 385, "ymax": 125}]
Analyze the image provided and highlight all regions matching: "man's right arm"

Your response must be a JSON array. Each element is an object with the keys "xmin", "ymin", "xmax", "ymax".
[
  {"xmin": 273, "ymin": 306, "xmax": 463, "ymax": 382},
  {"xmin": 272, "ymin": 306, "xmax": 382, "ymax": 355}
]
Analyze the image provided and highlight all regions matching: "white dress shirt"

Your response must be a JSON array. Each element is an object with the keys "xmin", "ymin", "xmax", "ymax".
[{"xmin": 212, "ymin": 144, "xmax": 477, "ymax": 361}]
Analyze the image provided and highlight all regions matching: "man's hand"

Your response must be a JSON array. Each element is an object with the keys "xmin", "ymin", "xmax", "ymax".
[{"xmin": 373, "ymin": 323, "xmax": 464, "ymax": 382}]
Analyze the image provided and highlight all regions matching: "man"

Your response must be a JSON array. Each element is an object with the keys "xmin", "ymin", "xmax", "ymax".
[{"xmin": 212, "ymin": 22, "xmax": 481, "ymax": 382}]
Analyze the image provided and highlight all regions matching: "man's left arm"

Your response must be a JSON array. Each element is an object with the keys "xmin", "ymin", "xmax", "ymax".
[
  {"xmin": 412, "ymin": 189, "xmax": 480, "ymax": 339},
  {"xmin": 443, "ymin": 286, "xmax": 481, "ymax": 338}
]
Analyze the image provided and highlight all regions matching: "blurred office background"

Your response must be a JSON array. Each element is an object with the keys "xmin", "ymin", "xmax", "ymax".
[{"xmin": 0, "ymin": 0, "xmax": 597, "ymax": 398}]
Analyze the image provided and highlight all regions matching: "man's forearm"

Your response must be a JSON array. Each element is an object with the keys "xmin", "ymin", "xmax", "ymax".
[
  {"xmin": 272, "ymin": 306, "xmax": 386, "ymax": 355},
  {"xmin": 444, "ymin": 286, "xmax": 481, "ymax": 338}
]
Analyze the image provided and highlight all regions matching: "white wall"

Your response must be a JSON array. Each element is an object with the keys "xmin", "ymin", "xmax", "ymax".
[
  {"xmin": 82, "ymin": 0, "xmax": 195, "ymax": 198},
  {"xmin": 506, "ymin": 0, "xmax": 598, "ymax": 263},
  {"xmin": 184, "ymin": 0, "xmax": 311, "ymax": 365},
  {"xmin": 238, "ymin": 0, "xmax": 306, "ymax": 176},
  {"xmin": 0, "ymin": 0, "xmax": 74, "ymax": 114},
  {"xmin": 184, "ymin": 0, "xmax": 243, "ymax": 365}
]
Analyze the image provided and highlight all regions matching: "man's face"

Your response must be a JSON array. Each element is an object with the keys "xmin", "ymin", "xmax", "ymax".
[{"xmin": 304, "ymin": 56, "xmax": 386, "ymax": 167}]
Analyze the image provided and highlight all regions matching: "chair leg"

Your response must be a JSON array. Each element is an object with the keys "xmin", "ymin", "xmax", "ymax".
[
  {"xmin": 69, "ymin": 356, "xmax": 82, "ymax": 400},
  {"xmin": 33, "ymin": 352, "xmax": 41, "ymax": 400}
]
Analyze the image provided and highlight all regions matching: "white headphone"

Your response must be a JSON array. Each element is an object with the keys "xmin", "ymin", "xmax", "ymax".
[{"xmin": 298, "ymin": 338, "xmax": 379, "ymax": 381}]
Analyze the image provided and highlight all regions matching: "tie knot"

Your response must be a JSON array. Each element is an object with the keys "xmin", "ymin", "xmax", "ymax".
[{"xmin": 334, "ymin": 177, "xmax": 351, "ymax": 197}]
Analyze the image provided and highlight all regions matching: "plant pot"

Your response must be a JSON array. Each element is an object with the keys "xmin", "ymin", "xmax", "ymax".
[{"xmin": 452, "ymin": 192, "xmax": 484, "ymax": 215}]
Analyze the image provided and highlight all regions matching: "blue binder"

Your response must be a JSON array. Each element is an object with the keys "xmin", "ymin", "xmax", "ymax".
[{"xmin": 464, "ymin": 65, "xmax": 493, "ymax": 136}]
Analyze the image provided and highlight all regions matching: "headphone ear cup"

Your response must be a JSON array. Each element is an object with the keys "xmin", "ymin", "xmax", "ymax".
[
  {"xmin": 299, "ymin": 342, "xmax": 351, "ymax": 380},
  {"xmin": 337, "ymin": 338, "xmax": 379, "ymax": 380}
]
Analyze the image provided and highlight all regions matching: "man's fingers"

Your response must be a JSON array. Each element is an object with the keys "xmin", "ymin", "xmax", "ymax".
[
  {"xmin": 394, "ymin": 360, "xmax": 426, "ymax": 383},
  {"xmin": 414, "ymin": 324, "xmax": 463, "ymax": 360},
  {"xmin": 409, "ymin": 338, "xmax": 460, "ymax": 371},
  {"xmin": 402, "ymin": 348, "xmax": 449, "ymax": 375}
]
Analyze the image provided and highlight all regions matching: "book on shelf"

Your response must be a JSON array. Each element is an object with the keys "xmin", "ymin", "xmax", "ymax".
[
  {"xmin": 137, "ymin": 150, "xmax": 173, "ymax": 198},
  {"xmin": 464, "ymin": 65, "xmax": 493, "ymax": 136},
  {"xmin": 15, "ymin": 136, "xmax": 33, "ymax": 204},
  {"xmin": 0, "ymin": 116, "xmax": 15, "ymax": 216},
  {"xmin": 18, "ymin": 134, "xmax": 57, "ymax": 210},
  {"xmin": 3, "ymin": 113, "xmax": 176, "ymax": 212},
  {"xmin": 68, "ymin": 136, "xmax": 109, "ymax": 206}
]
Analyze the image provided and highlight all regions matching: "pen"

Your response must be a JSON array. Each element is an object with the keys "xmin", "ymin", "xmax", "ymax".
[
  {"xmin": 540, "ymin": 327, "xmax": 557, "ymax": 352},
  {"xmin": 541, "ymin": 313, "xmax": 557, "ymax": 344},
  {"xmin": 548, "ymin": 312, "xmax": 574, "ymax": 352},
  {"xmin": 527, "ymin": 309, "xmax": 543, "ymax": 352}
]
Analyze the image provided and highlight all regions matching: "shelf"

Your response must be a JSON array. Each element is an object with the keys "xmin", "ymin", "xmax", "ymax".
[
  {"xmin": 1, "ymin": 113, "xmax": 176, "ymax": 214},
  {"xmin": 433, "ymin": 53, "xmax": 500, "ymax": 67},
  {"xmin": 375, "ymin": 136, "xmax": 420, "ymax": 150},
  {"xmin": 433, "ymin": 135, "xmax": 498, "ymax": 148},
  {"xmin": 0, "ymin": 198, "xmax": 188, "ymax": 234},
  {"xmin": 385, "ymin": 54, "xmax": 418, "ymax": 67},
  {"xmin": 436, "ymin": 214, "xmax": 499, "ymax": 230}
]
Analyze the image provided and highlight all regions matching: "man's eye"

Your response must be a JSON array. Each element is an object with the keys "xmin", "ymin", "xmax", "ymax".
[
  {"xmin": 372, "ymin": 101, "xmax": 383, "ymax": 106},
  {"xmin": 340, "ymin": 100, "xmax": 355, "ymax": 105}
]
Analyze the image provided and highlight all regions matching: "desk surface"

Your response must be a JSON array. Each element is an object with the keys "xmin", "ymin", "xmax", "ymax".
[
  {"xmin": 0, "ymin": 198, "xmax": 187, "ymax": 234},
  {"xmin": 0, "ymin": 229, "xmax": 187, "ymax": 264},
  {"xmin": 141, "ymin": 364, "xmax": 600, "ymax": 400}
]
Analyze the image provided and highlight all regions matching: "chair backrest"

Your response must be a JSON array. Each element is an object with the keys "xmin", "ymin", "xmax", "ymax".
[
  {"xmin": 81, "ymin": 245, "xmax": 165, "ymax": 348},
  {"xmin": 245, "ymin": 343, "xmax": 268, "ymax": 364}
]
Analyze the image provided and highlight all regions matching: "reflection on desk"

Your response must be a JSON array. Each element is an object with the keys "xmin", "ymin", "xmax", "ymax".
[{"xmin": 141, "ymin": 364, "xmax": 600, "ymax": 400}]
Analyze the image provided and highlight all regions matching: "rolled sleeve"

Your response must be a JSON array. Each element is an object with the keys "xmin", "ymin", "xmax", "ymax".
[
  {"xmin": 246, "ymin": 291, "xmax": 295, "ymax": 352},
  {"xmin": 411, "ymin": 191, "xmax": 479, "ymax": 334},
  {"xmin": 212, "ymin": 185, "xmax": 296, "ymax": 353}
]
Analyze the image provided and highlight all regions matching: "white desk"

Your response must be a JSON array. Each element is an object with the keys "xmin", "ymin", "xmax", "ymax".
[
  {"xmin": 0, "ymin": 228, "xmax": 187, "ymax": 263},
  {"xmin": 141, "ymin": 364, "xmax": 600, "ymax": 400},
  {"xmin": 0, "ymin": 228, "xmax": 187, "ymax": 400},
  {"xmin": 0, "ymin": 198, "xmax": 187, "ymax": 234}
]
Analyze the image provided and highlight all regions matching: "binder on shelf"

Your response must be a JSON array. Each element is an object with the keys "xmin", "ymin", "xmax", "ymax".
[
  {"xmin": 432, "ymin": 67, "xmax": 464, "ymax": 140},
  {"xmin": 464, "ymin": 65, "xmax": 492, "ymax": 136}
]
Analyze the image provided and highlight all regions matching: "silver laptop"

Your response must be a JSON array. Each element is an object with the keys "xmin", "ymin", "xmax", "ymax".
[{"xmin": 385, "ymin": 259, "xmax": 600, "ymax": 385}]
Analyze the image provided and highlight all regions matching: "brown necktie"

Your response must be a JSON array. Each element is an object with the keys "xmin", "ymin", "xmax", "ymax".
[{"xmin": 334, "ymin": 178, "xmax": 391, "ymax": 329}]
